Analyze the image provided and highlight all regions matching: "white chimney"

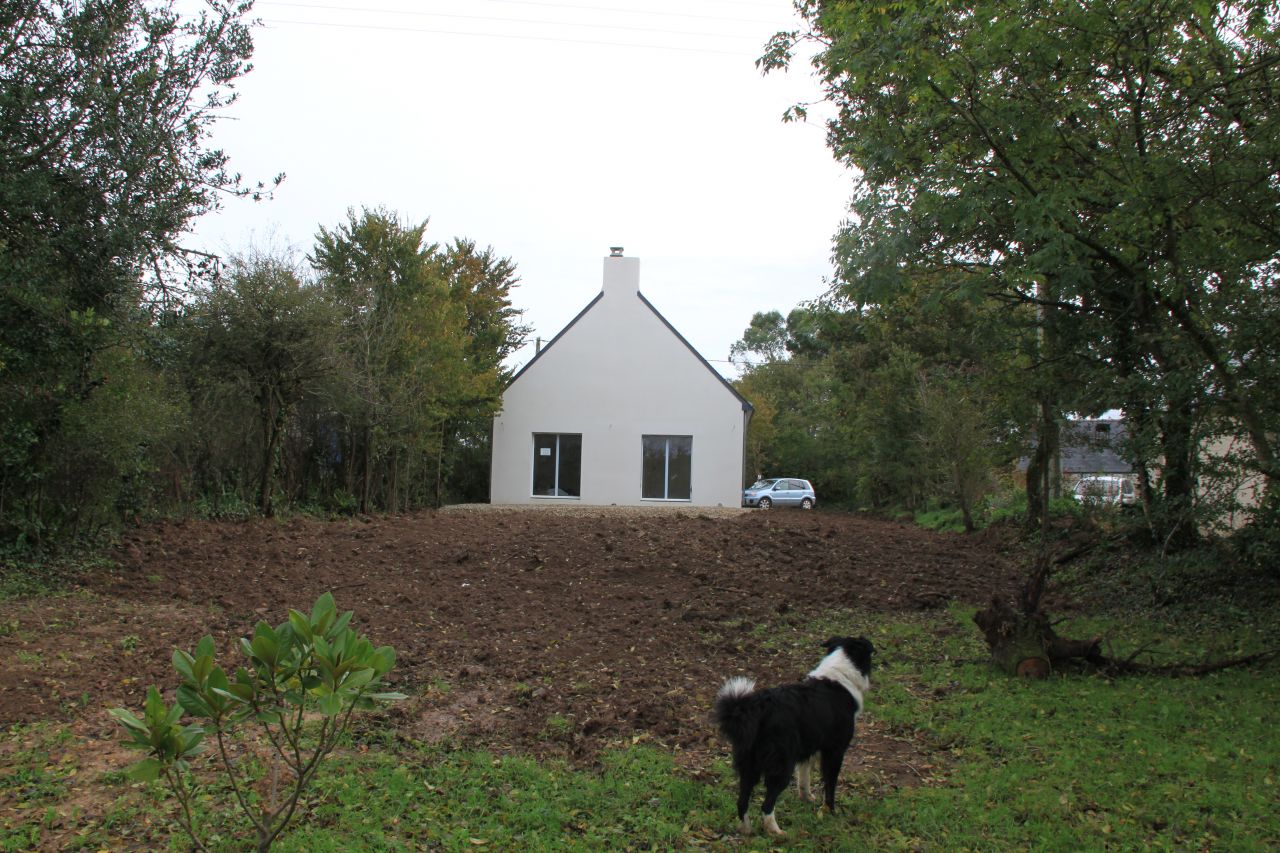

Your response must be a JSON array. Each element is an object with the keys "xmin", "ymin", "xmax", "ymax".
[{"xmin": 602, "ymin": 247, "xmax": 639, "ymax": 298}]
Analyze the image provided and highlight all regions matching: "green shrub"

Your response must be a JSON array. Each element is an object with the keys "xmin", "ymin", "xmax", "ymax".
[
  {"xmin": 914, "ymin": 506, "xmax": 967, "ymax": 532},
  {"xmin": 110, "ymin": 592, "xmax": 404, "ymax": 852}
]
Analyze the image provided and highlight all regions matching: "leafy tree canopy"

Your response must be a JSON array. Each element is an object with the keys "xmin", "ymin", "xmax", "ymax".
[
  {"xmin": 0, "ymin": 0, "xmax": 262, "ymax": 541},
  {"xmin": 763, "ymin": 0, "xmax": 1280, "ymax": 504}
]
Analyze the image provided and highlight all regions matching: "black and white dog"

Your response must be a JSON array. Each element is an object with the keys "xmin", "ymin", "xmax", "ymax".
[{"xmin": 713, "ymin": 636, "xmax": 874, "ymax": 836}]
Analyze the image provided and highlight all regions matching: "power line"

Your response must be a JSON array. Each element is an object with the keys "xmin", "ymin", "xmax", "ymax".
[
  {"xmin": 258, "ymin": 1, "xmax": 766, "ymax": 40},
  {"xmin": 259, "ymin": 0, "xmax": 786, "ymax": 26},
  {"xmin": 260, "ymin": 17, "xmax": 759, "ymax": 56},
  {"xmin": 480, "ymin": 0, "xmax": 786, "ymax": 15}
]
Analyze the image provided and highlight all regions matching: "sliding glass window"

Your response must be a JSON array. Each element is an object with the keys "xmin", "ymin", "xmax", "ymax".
[
  {"xmin": 641, "ymin": 435, "xmax": 692, "ymax": 500},
  {"xmin": 532, "ymin": 433, "xmax": 581, "ymax": 497}
]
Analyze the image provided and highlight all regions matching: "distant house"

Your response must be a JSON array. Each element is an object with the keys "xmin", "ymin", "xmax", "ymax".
[
  {"xmin": 1060, "ymin": 419, "xmax": 1133, "ymax": 482},
  {"xmin": 1020, "ymin": 418, "xmax": 1264, "ymax": 526},
  {"xmin": 1015, "ymin": 418, "xmax": 1134, "ymax": 490},
  {"xmin": 489, "ymin": 249, "xmax": 753, "ymax": 507}
]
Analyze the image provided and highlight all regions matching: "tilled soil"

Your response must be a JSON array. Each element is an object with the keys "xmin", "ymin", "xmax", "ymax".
[{"xmin": 0, "ymin": 506, "xmax": 1028, "ymax": 789}]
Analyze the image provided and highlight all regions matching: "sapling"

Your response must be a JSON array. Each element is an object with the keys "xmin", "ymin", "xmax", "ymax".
[{"xmin": 110, "ymin": 592, "xmax": 405, "ymax": 851}]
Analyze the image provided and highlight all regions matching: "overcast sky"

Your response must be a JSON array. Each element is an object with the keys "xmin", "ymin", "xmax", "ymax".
[{"xmin": 190, "ymin": 0, "xmax": 853, "ymax": 378}]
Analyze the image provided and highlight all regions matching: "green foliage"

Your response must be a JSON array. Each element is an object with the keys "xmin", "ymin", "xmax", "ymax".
[
  {"xmin": 0, "ymin": 545, "xmax": 115, "ymax": 599},
  {"xmin": 1, "ymin": 1, "xmax": 524, "ymax": 539},
  {"xmin": 0, "ymin": 0, "xmax": 261, "ymax": 544},
  {"xmin": 184, "ymin": 250, "xmax": 337, "ymax": 516},
  {"xmin": 766, "ymin": 0, "xmax": 1280, "ymax": 524},
  {"xmin": 307, "ymin": 209, "xmax": 525, "ymax": 513},
  {"xmin": 734, "ymin": 287, "xmax": 1029, "ymax": 516},
  {"xmin": 109, "ymin": 592, "xmax": 405, "ymax": 852},
  {"xmin": 32, "ymin": 335, "xmax": 188, "ymax": 539},
  {"xmin": 913, "ymin": 506, "xmax": 967, "ymax": 533}
]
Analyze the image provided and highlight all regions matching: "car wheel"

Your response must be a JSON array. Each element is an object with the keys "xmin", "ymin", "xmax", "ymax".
[
  {"xmin": 800, "ymin": 497, "xmax": 813, "ymax": 510},
  {"xmin": 758, "ymin": 497, "xmax": 772, "ymax": 509}
]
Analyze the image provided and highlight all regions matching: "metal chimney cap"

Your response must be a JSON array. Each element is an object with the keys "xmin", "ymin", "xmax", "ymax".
[{"xmin": 609, "ymin": 246, "xmax": 624, "ymax": 257}]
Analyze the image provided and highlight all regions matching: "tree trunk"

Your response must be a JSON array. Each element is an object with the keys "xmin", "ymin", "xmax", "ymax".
[
  {"xmin": 1025, "ymin": 404, "xmax": 1058, "ymax": 535},
  {"xmin": 360, "ymin": 425, "xmax": 372, "ymax": 515},
  {"xmin": 258, "ymin": 389, "xmax": 286, "ymax": 517},
  {"xmin": 1158, "ymin": 395, "xmax": 1199, "ymax": 549}
]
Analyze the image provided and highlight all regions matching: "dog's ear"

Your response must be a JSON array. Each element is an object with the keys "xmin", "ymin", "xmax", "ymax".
[
  {"xmin": 857, "ymin": 636, "xmax": 876, "ymax": 656},
  {"xmin": 822, "ymin": 637, "xmax": 842, "ymax": 653}
]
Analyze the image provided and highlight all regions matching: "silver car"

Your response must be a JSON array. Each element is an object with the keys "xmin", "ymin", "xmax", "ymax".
[{"xmin": 742, "ymin": 478, "xmax": 816, "ymax": 510}]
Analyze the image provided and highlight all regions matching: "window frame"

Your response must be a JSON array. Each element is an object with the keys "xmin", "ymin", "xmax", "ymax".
[
  {"xmin": 641, "ymin": 434, "xmax": 693, "ymax": 502},
  {"xmin": 531, "ymin": 432, "xmax": 582, "ymax": 499}
]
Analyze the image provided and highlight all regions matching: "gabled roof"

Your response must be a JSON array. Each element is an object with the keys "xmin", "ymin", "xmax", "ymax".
[
  {"xmin": 507, "ymin": 289, "xmax": 753, "ymax": 413},
  {"xmin": 1060, "ymin": 419, "xmax": 1132, "ymax": 474},
  {"xmin": 1016, "ymin": 418, "xmax": 1133, "ymax": 475}
]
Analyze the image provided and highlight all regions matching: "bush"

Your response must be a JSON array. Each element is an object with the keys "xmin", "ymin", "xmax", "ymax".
[
  {"xmin": 1230, "ymin": 508, "xmax": 1280, "ymax": 578},
  {"xmin": 110, "ymin": 592, "xmax": 404, "ymax": 851}
]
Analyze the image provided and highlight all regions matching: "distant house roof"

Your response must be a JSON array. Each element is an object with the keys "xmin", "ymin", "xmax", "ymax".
[
  {"xmin": 1015, "ymin": 418, "xmax": 1133, "ymax": 476},
  {"xmin": 1060, "ymin": 419, "xmax": 1132, "ymax": 474}
]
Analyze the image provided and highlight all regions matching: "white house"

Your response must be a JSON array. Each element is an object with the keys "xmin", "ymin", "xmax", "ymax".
[{"xmin": 490, "ymin": 249, "xmax": 752, "ymax": 507}]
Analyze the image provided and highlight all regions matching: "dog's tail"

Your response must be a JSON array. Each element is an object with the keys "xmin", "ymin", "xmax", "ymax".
[{"xmin": 712, "ymin": 676, "xmax": 758, "ymax": 744}]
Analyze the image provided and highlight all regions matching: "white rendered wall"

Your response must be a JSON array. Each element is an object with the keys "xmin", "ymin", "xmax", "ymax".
[{"xmin": 490, "ymin": 254, "xmax": 747, "ymax": 507}]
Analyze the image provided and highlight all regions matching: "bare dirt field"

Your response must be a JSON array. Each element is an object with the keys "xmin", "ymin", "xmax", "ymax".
[{"xmin": 0, "ymin": 507, "xmax": 1030, "ymax": 796}]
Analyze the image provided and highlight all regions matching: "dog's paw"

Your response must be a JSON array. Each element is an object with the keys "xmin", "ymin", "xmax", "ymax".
[
  {"xmin": 763, "ymin": 813, "xmax": 786, "ymax": 837},
  {"xmin": 738, "ymin": 816, "xmax": 752, "ymax": 835}
]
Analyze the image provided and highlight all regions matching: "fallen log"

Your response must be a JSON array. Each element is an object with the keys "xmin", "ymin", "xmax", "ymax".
[{"xmin": 1094, "ymin": 648, "xmax": 1279, "ymax": 677}]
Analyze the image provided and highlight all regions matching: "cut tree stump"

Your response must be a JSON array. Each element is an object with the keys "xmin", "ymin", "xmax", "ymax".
[
  {"xmin": 973, "ymin": 551, "xmax": 1101, "ymax": 677},
  {"xmin": 973, "ymin": 594, "xmax": 1101, "ymax": 677}
]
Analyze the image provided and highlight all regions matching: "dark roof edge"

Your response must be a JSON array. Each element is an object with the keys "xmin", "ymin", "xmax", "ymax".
[
  {"xmin": 506, "ymin": 292, "xmax": 604, "ymax": 387},
  {"xmin": 505, "ymin": 288, "xmax": 753, "ymax": 414},
  {"xmin": 637, "ymin": 291, "xmax": 754, "ymax": 413}
]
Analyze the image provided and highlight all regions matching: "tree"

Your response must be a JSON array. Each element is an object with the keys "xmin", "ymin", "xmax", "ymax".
[
  {"xmin": 438, "ymin": 238, "xmax": 530, "ymax": 381},
  {"xmin": 734, "ymin": 287, "xmax": 1029, "ymax": 519},
  {"xmin": 916, "ymin": 372, "xmax": 998, "ymax": 533},
  {"xmin": 434, "ymin": 239, "xmax": 529, "ymax": 503},
  {"xmin": 0, "ymin": 0, "xmax": 263, "ymax": 541},
  {"xmin": 187, "ymin": 251, "xmax": 336, "ymax": 516},
  {"xmin": 764, "ymin": 0, "xmax": 1280, "ymax": 536},
  {"xmin": 312, "ymin": 209, "xmax": 493, "ymax": 513},
  {"xmin": 729, "ymin": 310, "xmax": 790, "ymax": 366},
  {"xmin": 732, "ymin": 306, "xmax": 859, "ymax": 503}
]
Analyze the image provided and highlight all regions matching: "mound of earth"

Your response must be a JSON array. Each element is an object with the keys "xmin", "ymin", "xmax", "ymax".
[{"xmin": 0, "ymin": 507, "xmax": 1027, "ymax": 785}]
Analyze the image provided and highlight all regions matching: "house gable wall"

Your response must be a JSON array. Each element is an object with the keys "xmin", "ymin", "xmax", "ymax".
[{"xmin": 490, "ymin": 256, "xmax": 746, "ymax": 507}]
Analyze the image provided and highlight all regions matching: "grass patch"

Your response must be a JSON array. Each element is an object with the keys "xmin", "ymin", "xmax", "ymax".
[
  {"xmin": 4, "ymin": 609, "xmax": 1277, "ymax": 851},
  {"xmin": 278, "ymin": 746, "xmax": 728, "ymax": 852},
  {"xmin": 914, "ymin": 507, "xmax": 967, "ymax": 533},
  {"xmin": 0, "ymin": 724, "xmax": 78, "ymax": 852},
  {"xmin": 812, "ymin": 606, "xmax": 1280, "ymax": 852},
  {"xmin": 0, "ymin": 546, "xmax": 114, "ymax": 601},
  {"xmin": 914, "ymin": 493, "xmax": 1087, "ymax": 533}
]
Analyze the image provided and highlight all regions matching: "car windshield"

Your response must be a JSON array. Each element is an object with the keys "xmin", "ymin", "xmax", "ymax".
[{"xmin": 748, "ymin": 479, "xmax": 776, "ymax": 490}]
